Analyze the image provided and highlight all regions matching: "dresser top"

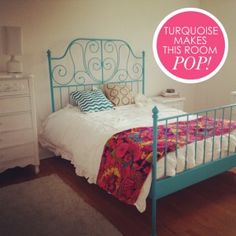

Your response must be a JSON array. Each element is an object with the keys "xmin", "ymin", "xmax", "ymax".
[{"xmin": 0, "ymin": 73, "xmax": 33, "ymax": 80}]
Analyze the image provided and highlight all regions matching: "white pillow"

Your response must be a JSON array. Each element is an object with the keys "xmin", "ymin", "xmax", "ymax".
[{"xmin": 134, "ymin": 94, "xmax": 153, "ymax": 107}]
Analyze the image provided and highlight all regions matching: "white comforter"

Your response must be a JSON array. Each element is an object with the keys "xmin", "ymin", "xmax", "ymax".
[{"xmin": 39, "ymin": 104, "xmax": 236, "ymax": 212}]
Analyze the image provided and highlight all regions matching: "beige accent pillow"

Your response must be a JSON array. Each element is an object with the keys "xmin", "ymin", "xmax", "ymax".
[{"xmin": 104, "ymin": 84, "xmax": 134, "ymax": 106}]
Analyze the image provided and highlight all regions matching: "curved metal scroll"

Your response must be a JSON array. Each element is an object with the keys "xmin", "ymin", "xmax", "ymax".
[{"xmin": 47, "ymin": 38, "xmax": 145, "ymax": 112}]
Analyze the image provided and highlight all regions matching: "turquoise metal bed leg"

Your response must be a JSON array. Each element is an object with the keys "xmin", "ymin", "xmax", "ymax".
[{"xmin": 151, "ymin": 106, "xmax": 159, "ymax": 236}]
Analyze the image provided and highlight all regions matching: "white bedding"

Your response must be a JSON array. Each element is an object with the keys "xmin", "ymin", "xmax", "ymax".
[{"xmin": 39, "ymin": 103, "xmax": 236, "ymax": 213}]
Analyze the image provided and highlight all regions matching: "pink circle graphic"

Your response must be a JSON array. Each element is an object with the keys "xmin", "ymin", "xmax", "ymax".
[{"xmin": 153, "ymin": 8, "xmax": 228, "ymax": 84}]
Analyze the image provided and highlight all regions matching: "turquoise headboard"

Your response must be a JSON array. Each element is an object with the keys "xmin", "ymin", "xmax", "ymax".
[{"xmin": 47, "ymin": 38, "xmax": 145, "ymax": 112}]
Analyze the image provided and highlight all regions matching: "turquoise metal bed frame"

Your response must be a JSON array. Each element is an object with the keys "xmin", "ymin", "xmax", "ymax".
[{"xmin": 47, "ymin": 38, "xmax": 236, "ymax": 236}]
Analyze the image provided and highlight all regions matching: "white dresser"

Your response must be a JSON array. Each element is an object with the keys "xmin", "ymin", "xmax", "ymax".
[
  {"xmin": 0, "ymin": 73, "xmax": 39, "ymax": 173},
  {"xmin": 152, "ymin": 96, "xmax": 186, "ymax": 110}
]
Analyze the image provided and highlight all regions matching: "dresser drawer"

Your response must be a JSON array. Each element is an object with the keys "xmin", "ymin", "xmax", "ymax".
[
  {"xmin": 0, "ymin": 113, "xmax": 32, "ymax": 132},
  {"xmin": 0, "ymin": 129, "xmax": 34, "ymax": 149},
  {"xmin": 0, "ymin": 143, "xmax": 35, "ymax": 163},
  {"xmin": 0, "ymin": 96, "xmax": 31, "ymax": 114},
  {"xmin": 0, "ymin": 79, "xmax": 29, "ymax": 97}
]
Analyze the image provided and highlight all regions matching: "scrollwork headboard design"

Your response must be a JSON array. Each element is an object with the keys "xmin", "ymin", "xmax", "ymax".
[{"xmin": 47, "ymin": 38, "xmax": 145, "ymax": 112}]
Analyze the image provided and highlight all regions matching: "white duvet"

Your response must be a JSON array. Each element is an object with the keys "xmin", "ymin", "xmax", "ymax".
[{"xmin": 39, "ymin": 103, "xmax": 236, "ymax": 212}]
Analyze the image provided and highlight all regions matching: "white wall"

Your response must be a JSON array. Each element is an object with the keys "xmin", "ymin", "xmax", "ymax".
[
  {"xmin": 0, "ymin": 0, "xmax": 200, "ymax": 158},
  {"xmin": 195, "ymin": 0, "xmax": 236, "ymax": 110}
]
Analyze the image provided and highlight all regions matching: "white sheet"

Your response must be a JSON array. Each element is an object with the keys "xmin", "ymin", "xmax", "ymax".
[{"xmin": 39, "ymin": 103, "xmax": 236, "ymax": 212}]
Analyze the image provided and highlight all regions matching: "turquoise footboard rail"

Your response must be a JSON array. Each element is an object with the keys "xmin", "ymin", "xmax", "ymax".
[{"xmin": 151, "ymin": 104, "xmax": 236, "ymax": 236}]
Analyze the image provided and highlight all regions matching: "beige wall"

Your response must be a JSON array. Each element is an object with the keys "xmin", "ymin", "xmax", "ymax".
[
  {"xmin": 195, "ymin": 0, "xmax": 236, "ymax": 110},
  {"xmin": 0, "ymin": 0, "xmax": 201, "ymax": 158}
]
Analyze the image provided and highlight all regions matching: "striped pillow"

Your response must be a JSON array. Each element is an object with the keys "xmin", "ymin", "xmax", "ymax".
[{"xmin": 70, "ymin": 89, "xmax": 114, "ymax": 112}]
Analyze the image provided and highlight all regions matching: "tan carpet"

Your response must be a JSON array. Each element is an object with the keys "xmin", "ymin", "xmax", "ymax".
[{"xmin": 0, "ymin": 174, "xmax": 122, "ymax": 236}]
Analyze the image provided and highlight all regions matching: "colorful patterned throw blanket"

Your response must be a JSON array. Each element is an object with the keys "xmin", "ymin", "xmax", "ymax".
[{"xmin": 97, "ymin": 116, "xmax": 236, "ymax": 205}]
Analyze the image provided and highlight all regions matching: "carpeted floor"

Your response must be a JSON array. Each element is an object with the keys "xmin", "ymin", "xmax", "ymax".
[{"xmin": 0, "ymin": 174, "xmax": 122, "ymax": 236}]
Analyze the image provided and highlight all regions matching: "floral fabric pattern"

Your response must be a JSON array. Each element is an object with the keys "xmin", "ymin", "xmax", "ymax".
[{"xmin": 97, "ymin": 116, "xmax": 236, "ymax": 205}]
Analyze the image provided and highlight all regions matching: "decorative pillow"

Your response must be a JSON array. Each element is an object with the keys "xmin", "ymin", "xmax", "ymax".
[
  {"xmin": 70, "ymin": 89, "xmax": 113, "ymax": 112},
  {"xmin": 103, "ymin": 84, "xmax": 134, "ymax": 106},
  {"xmin": 70, "ymin": 92, "xmax": 79, "ymax": 107}
]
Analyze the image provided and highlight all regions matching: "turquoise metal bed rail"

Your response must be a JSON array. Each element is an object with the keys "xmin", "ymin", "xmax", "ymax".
[
  {"xmin": 151, "ymin": 103, "xmax": 236, "ymax": 236},
  {"xmin": 47, "ymin": 38, "xmax": 145, "ymax": 112}
]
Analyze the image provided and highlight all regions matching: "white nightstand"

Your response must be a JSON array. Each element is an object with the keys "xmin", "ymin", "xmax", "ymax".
[
  {"xmin": 152, "ymin": 96, "xmax": 186, "ymax": 110},
  {"xmin": 231, "ymin": 91, "xmax": 236, "ymax": 119},
  {"xmin": 0, "ymin": 73, "xmax": 40, "ymax": 173},
  {"xmin": 231, "ymin": 91, "xmax": 236, "ymax": 103}
]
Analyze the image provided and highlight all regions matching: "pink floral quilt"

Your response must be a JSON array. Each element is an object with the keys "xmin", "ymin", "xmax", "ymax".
[{"xmin": 96, "ymin": 116, "xmax": 236, "ymax": 205}]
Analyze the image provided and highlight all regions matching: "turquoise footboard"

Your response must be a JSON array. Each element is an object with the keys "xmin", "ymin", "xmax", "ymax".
[{"xmin": 151, "ymin": 104, "xmax": 236, "ymax": 236}]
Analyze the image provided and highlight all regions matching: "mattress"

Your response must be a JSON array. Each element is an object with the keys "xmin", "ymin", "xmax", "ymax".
[{"xmin": 39, "ymin": 103, "xmax": 236, "ymax": 212}]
